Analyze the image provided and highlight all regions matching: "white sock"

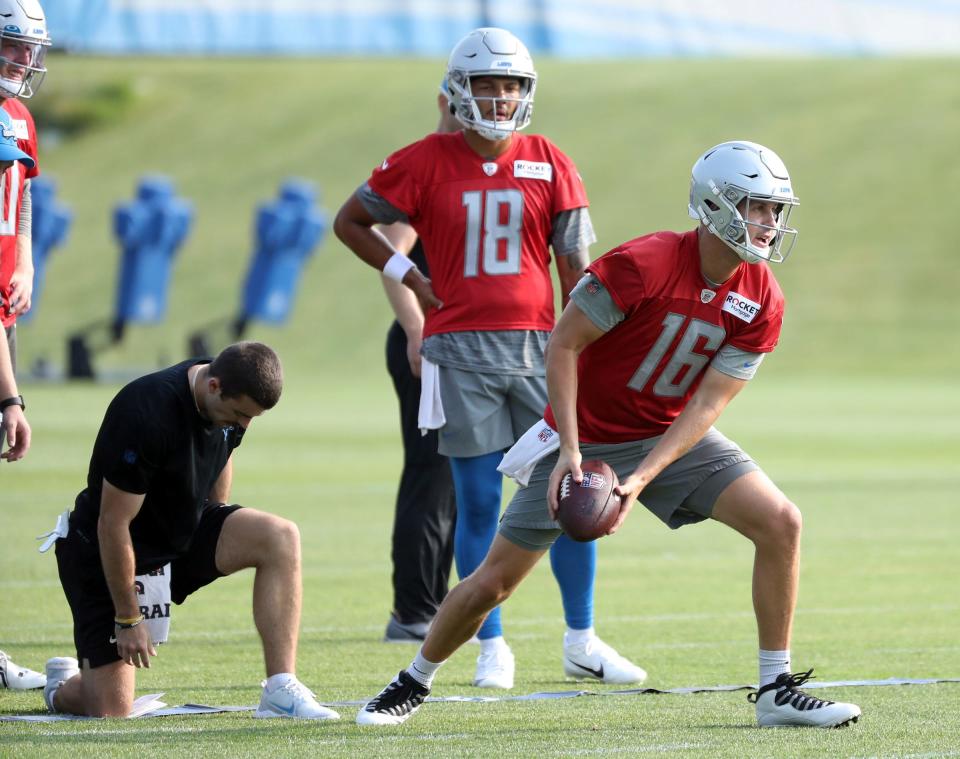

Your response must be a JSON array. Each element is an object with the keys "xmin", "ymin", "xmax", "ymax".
[
  {"xmin": 564, "ymin": 627, "xmax": 595, "ymax": 646},
  {"xmin": 264, "ymin": 672, "xmax": 297, "ymax": 691},
  {"xmin": 408, "ymin": 650, "xmax": 443, "ymax": 688},
  {"xmin": 758, "ymin": 649, "xmax": 791, "ymax": 688},
  {"xmin": 478, "ymin": 635, "xmax": 509, "ymax": 654}
]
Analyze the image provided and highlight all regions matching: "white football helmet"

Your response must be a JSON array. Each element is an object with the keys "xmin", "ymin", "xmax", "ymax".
[
  {"xmin": 0, "ymin": 0, "xmax": 50, "ymax": 99},
  {"xmin": 688, "ymin": 141, "xmax": 799, "ymax": 264},
  {"xmin": 445, "ymin": 27, "xmax": 536, "ymax": 142}
]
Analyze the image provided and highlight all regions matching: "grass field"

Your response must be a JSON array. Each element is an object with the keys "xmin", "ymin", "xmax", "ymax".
[
  {"xmin": 2, "ymin": 376, "xmax": 959, "ymax": 756},
  {"xmin": 1, "ymin": 56, "xmax": 959, "ymax": 756}
]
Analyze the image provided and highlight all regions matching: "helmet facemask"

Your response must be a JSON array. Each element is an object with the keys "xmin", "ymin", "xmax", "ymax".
[
  {"xmin": 447, "ymin": 70, "xmax": 536, "ymax": 142},
  {"xmin": 0, "ymin": 30, "xmax": 50, "ymax": 99},
  {"xmin": 700, "ymin": 185, "xmax": 799, "ymax": 264}
]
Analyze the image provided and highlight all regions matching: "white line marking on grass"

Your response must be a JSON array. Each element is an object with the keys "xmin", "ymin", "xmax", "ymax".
[
  {"xmin": 34, "ymin": 726, "xmax": 205, "ymax": 737},
  {"xmin": 849, "ymin": 752, "xmax": 960, "ymax": 759},
  {"xmin": 558, "ymin": 744, "xmax": 708, "ymax": 756}
]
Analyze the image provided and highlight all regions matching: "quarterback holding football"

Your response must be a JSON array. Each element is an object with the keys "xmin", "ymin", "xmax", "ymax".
[{"xmin": 355, "ymin": 140, "xmax": 862, "ymax": 730}]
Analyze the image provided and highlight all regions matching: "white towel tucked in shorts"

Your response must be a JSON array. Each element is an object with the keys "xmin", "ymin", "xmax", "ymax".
[
  {"xmin": 417, "ymin": 357, "xmax": 446, "ymax": 435},
  {"xmin": 497, "ymin": 418, "xmax": 561, "ymax": 487}
]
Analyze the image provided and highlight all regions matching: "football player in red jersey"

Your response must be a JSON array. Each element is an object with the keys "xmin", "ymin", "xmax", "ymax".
[
  {"xmin": 355, "ymin": 141, "xmax": 862, "ymax": 729},
  {"xmin": 0, "ymin": 0, "xmax": 47, "ymax": 373},
  {"xmin": 337, "ymin": 27, "xmax": 646, "ymax": 691},
  {"xmin": 0, "ymin": 0, "xmax": 46, "ymax": 693}
]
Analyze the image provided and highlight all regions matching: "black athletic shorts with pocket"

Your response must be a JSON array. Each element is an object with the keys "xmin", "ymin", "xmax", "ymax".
[{"xmin": 55, "ymin": 502, "xmax": 242, "ymax": 668}]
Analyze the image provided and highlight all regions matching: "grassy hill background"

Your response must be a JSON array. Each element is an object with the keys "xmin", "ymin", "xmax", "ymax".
[
  {"xmin": 4, "ymin": 55, "xmax": 959, "ymax": 756},
  {"xmin": 19, "ymin": 55, "xmax": 960, "ymax": 384}
]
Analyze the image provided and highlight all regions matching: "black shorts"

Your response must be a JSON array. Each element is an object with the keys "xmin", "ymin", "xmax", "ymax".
[{"xmin": 55, "ymin": 502, "xmax": 242, "ymax": 668}]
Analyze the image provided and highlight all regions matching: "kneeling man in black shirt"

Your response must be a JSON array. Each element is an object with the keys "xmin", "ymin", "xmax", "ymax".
[{"xmin": 47, "ymin": 341, "xmax": 339, "ymax": 720}]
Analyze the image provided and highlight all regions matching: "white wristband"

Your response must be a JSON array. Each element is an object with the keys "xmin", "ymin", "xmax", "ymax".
[{"xmin": 382, "ymin": 252, "xmax": 416, "ymax": 282}]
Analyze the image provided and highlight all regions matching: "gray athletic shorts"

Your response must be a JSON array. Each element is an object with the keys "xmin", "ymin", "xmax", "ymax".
[
  {"xmin": 500, "ymin": 427, "xmax": 759, "ymax": 550},
  {"xmin": 437, "ymin": 365, "xmax": 547, "ymax": 458}
]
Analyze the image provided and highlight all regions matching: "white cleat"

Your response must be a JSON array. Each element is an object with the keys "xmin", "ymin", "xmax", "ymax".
[
  {"xmin": 254, "ymin": 677, "xmax": 340, "ymax": 720},
  {"xmin": 474, "ymin": 643, "xmax": 515, "ymax": 689},
  {"xmin": 357, "ymin": 670, "xmax": 431, "ymax": 726},
  {"xmin": 563, "ymin": 636, "xmax": 648, "ymax": 685},
  {"xmin": 43, "ymin": 656, "xmax": 79, "ymax": 712},
  {"xmin": 0, "ymin": 649, "xmax": 47, "ymax": 690},
  {"xmin": 750, "ymin": 669, "xmax": 861, "ymax": 728}
]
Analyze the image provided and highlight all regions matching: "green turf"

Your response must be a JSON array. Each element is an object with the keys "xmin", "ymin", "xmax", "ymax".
[
  {"xmin": 2, "ymin": 376, "xmax": 959, "ymax": 756},
  {"xmin": 2, "ymin": 56, "xmax": 959, "ymax": 755}
]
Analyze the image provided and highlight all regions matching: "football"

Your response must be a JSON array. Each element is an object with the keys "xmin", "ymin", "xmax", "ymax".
[{"xmin": 556, "ymin": 459, "xmax": 621, "ymax": 542}]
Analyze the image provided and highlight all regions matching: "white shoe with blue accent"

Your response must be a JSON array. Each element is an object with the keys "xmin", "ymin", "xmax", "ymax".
[{"xmin": 254, "ymin": 677, "xmax": 340, "ymax": 720}]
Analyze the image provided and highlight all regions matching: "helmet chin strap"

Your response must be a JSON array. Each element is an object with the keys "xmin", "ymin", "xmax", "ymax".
[
  {"xmin": 474, "ymin": 125, "xmax": 512, "ymax": 142},
  {"xmin": 0, "ymin": 76, "xmax": 25, "ymax": 98}
]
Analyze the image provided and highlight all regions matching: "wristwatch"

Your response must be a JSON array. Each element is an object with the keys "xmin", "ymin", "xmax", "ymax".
[{"xmin": 0, "ymin": 395, "xmax": 25, "ymax": 412}]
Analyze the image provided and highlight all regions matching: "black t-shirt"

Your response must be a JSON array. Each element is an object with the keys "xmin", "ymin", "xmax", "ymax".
[{"xmin": 71, "ymin": 359, "xmax": 244, "ymax": 572}]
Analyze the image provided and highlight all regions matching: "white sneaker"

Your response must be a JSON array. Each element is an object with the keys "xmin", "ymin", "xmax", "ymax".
[
  {"xmin": 43, "ymin": 656, "xmax": 79, "ymax": 712},
  {"xmin": 750, "ymin": 669, "xmax": 861, "ymax": 728},
  {"xmin": 563, "ymin": 636, "xmax": 648, "ymax": 685},
  {"xmin": 474, "ymin": 643, "xmax": 515, "ymax": 689},
  {"xmin": 0, "ymin": 649, "xmax": 47, "ymax": 690},
  {"xmin": 254, "ymin": 677, "xmax": 341, "ymax": 720}
]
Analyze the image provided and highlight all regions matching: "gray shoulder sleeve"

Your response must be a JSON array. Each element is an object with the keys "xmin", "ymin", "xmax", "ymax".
[
  {"xmin": 356, "ymin": 182, "xmax": 409, "ymax": 225},
  {"xmin": 711, "ymin": 344, "xmax": 765, "ymax": 380},
  {"xmin": 551, "ymin": 207, "xmax": 597, "ymax": 256},
  {"xmin": 17, "ymin": 178, "xmax": 31, "ymax": 236},
  {"xmin": 569, "ymin": 274, "xmax": 625, "ymax": 332}
]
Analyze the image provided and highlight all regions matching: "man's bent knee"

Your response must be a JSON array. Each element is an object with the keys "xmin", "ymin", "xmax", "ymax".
[
  {"xmin": 217, "ymin": 509, "xmax": 301, "ymax": 573},
  {"xmin": 757, "ymin": 498, "xmax": 802, "ymax": 550}
]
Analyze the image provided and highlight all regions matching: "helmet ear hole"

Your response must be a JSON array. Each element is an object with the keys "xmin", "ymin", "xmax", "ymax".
[{"xmin": 704, "ymin": 199, "xmax": 720, "ymax": 212}]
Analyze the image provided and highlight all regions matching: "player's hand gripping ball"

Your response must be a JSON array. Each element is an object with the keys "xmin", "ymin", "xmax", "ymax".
[{"xmin": 556, "ymin": 460, "xmax": 621, "ymax": 541}]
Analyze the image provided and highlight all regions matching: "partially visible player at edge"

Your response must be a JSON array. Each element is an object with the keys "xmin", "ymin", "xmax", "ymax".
[
  {"xmin": 0, "ymin": 0, "xmax": 47, "ymax": 371},
  {"xmin": 335, "ymin": 27, "xmax": 646, "ymax": 690},
  {"xmin": 355, "ymin": 141, "xmax": 863, "ymax": 729},
  {"xmin": 0, "ymin": 0, "xmax": 48, "ymax": 693}
]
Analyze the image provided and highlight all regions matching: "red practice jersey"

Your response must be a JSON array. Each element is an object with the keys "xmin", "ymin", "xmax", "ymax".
[
  {"xmin": 544, "ymin": 230, "xmax": 785, "ymax": 443},
  {"xmin": 0, "ymin": 98, "xmax": 39, "ymax": 328},
  {"xmin": 368, "ymin": 131, "xmax": 588, "ymax": 338}
]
